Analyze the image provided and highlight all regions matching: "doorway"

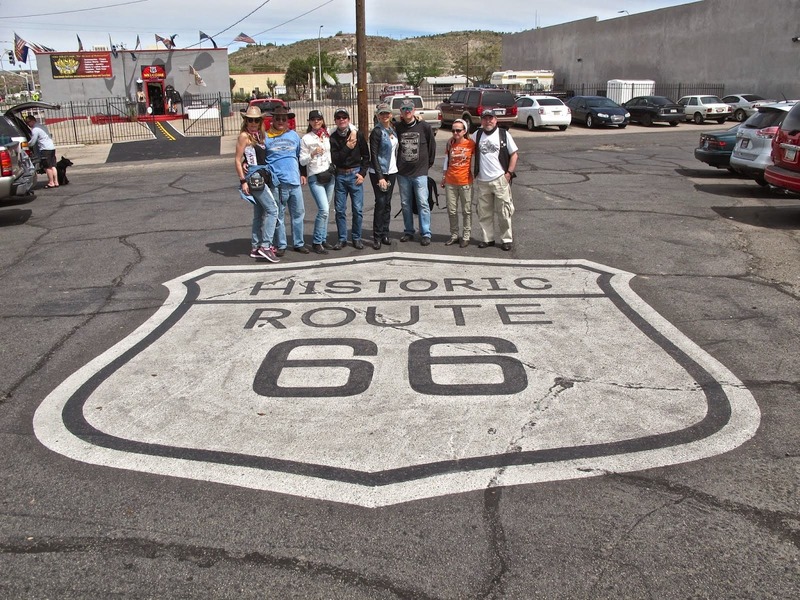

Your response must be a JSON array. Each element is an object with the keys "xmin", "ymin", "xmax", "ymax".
[{"xmin": 147, "ymin": 82, "xmax": 165, "ymax": 115}]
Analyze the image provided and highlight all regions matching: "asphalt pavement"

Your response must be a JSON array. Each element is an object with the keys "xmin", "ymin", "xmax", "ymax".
[{"xmin": 1, "ymin": 122, "xmax": 797, "ymax": 599}]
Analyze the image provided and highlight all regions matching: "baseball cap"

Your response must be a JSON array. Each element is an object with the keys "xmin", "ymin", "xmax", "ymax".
[
  {"xmin": 481, "ymin": 109, "xmax": 497, "ymax": 118},
  {"xmin": 334, "ymin": 107, "xmax": 350, "ymax": 118},
  {"xmin": 308, "ymin": 109, "xmax": 323, "ymax": 120},
  {"xmin": 375, "ymin": 103, "xmax": 391, "ymax": 114},
  {"xmin": 399, "ymin": 99, "xmax": 415, "ymax": 110}
]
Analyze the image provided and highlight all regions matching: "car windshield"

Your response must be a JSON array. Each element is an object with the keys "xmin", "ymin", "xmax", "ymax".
[
  {"xmin": 701, "ymin": 96, "xmax": 723, "ymax": 104},
  {"xmin": 744, "ymin": 109, "xmax": 788, "ymax": 129},
  {"xmin": 481, "ymin": 91, "xmax": 515, "ymax": 105},
  {"xmin": 537, "ymin": 98, "xmax": 564, "ymax": 106},
  {"xmin": 742, "ymin": 94, "xmax": 765, "ymax": 102},
  {"xmin": 587, "ymin": 97, "xmax": 619, "ymax": 108},
  {"xmin": 254, "ymin": 101, "xmax": 283, "ymax": 112},
  {"xmin": 779, "ymin": 103, "xmax": 800, "ymax": 134}
]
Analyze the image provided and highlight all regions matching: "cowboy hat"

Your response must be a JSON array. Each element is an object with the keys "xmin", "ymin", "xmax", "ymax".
[{"xmin": 241, "ymin": 105, "xmax": 264, "ymax": 119}]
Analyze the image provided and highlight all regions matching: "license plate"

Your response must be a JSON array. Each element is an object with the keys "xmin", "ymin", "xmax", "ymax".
[
  {"xmin": 553, "ymin": 111, "xmax": 561, "ymax": 115},
  {"xmin": 494, "ymin": 108, "xmax": 505, "ymax": 116},
  {"xmin": 786, "ymin": 147, "xmax": 797, "ymax": 161},
  {"xmin": 611, "ymin": 115, "xmax": 623, "ymax": 122},
  {"xmin": 716, "ymin": 108, "xmax": 724, "ymax": 112},
  {"xmin": 740, "ymin": 139, "xmax": 750, "ymax": 149}
]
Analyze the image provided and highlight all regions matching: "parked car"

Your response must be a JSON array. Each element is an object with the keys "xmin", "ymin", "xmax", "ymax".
[
  {"xmin": 247, "ymin": 98, "xmax": 296, "ymax": 130},
  {"xmin": 622, "ymin": 95, "xmax": 683, "ymax": 126},
  {"xmin": 380, "ymin": 84, "xmax": 415, "ymax": 101},
  {"xmin": 437, "ymin": 87, "xmax": 517, "ymax": 131},
  {"xmin": 729, "ymin": 101, "xmax": 797, "ymax": 186},
  {"xmin": 513, "ymin": 95, "xmax": 570, "ymax": 131},
  {"xmin": 383, "ymin": 94, "xmax": 441, "ymax": 133},
  {"xmin": 694, "ymin": 124, "xmax": 741, "ymax": 170},
  {"xmin": 764, "ymin": 101, "xmax": 800, "ymax": 194},
  {"xmin": 677, "ymin": 95, "xmax": 732, "ymax": 124},
  {"xmin": 0, "ymin": 129, "xmax": 35, "ymax": 202},
  {"xmin": 722, "ymin": 94, "xmax": 775, "ymax": 123},
  {"xmin": 3, "ymin": 101, "xmax": 62, "ymax": 172},
  {"xmin": 564, "ymin": 96, "xmax": 629, "ymax": 128}
]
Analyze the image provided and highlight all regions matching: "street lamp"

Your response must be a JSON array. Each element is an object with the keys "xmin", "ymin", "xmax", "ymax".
[{"xmin": 318, "ymin": 25, "xmax": 324, "ymax": 101}]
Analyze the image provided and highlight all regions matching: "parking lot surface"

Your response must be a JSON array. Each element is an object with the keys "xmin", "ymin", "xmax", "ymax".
[{"xmin": 1, "ymin": 124, "xmax": 798, "ymax": 598}]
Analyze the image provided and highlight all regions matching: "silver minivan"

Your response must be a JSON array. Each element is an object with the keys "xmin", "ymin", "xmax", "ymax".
[{"xmin": 730, "ymin": 101, "xmax": 797, "ymax": 186}]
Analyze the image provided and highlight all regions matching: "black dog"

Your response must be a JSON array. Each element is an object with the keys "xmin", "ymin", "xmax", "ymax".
[{"xmin": 56, "ymin": 156, "xmax": 73, "ymax": 186}]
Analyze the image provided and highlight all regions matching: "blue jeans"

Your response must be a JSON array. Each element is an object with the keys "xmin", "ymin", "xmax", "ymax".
[
  {"xmin": 271, "ymin": 183, "xmax": 306, "ymax": 249},
  {"xmin": 251, "ymin": 186, "xmax": 279, "ymax": 249},
  {"xmin": 334, "ymin": 171, "xmax": 364, "ymax": 242},
  {"xmin": 397, "ymin": 174, "xmax": 431, "ymax": 238},
  {"xmin": 307, "ymin": 174, "xmax": 334, "ymax": 244}
]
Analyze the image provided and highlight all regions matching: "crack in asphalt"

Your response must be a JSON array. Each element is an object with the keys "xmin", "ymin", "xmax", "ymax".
[
  {"xmin": 610, "ymin": 473, "xmax": 800, "ymax": 550},
  {"xmin": 0, "ymin": 234, "xmax": 144, "ymax": 407},
  {"xmin": 0, "ymin": 534, "xmax": 443, "ymax": 600}
]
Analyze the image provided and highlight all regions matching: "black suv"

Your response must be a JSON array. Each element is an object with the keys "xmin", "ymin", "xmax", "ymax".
[{"xmin": 437, "ymin": 87, "xmax": 517, "ymax": 131}]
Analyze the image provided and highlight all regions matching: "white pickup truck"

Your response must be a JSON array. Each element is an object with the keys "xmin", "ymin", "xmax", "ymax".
[{"xmin": 383, "ymin": 94, "xmax": 442, "ymax": 134}]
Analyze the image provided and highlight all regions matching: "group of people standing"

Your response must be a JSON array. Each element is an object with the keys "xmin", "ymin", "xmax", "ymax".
[{"xmin": 234, "ymin": 98, "xmax": 518, "ymax": 262}]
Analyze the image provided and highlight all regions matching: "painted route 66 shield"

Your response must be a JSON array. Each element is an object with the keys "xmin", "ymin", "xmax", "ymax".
[{"xmin": 34, "ymin": 255, "xmax": 759, "ymax": 507}]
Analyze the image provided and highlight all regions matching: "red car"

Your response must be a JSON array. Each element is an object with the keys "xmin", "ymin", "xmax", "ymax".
[
  {"xmin": 764, "ymin": 102, "xmax": 800, "ymax": 193},
  {"xmin": 247, "ymin": 98, "xmax": 296, "ymax": 130}
]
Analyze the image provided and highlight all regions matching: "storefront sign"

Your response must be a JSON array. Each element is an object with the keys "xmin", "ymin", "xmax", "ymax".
[
  {"xmin": 141, "ymin": 65, "xmax": 166, "ymax": 81},
  {"xmin": 50, "ymin": 52, "xmax": 112, "ymax": 79}
]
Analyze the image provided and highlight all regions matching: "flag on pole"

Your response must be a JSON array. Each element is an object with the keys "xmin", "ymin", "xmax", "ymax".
[
  {"xmin": 156, "ymin": 34, "xmax": 177, "ymax": 49},
  {"xmin": 199, "ymin": 31, "xmax": 218, "ymax": 49},
  {"xmin": 189, "ymin": 66, "xmax": 206, "ymax": 87},
  {"xmin": 233, "ymin": 32, "xmax": 256, "ymax": 44},
  {"xmin": 14, "ymin": 33, "xmax": 29, "ymax": 64},
  {"xmin": 109, "ymin": 34, "xmax": 118, "ymax": 58},
  {"xmin": 77, "ymin": 35, "xmax": 84, "ymax": 52},
  {"xmin": 130, "ymin": 35, "xmax": 140, "ymax": 61}
]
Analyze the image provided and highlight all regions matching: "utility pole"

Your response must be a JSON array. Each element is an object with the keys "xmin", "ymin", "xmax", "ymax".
[{"xmin": 355, "ymin": 0, "xmax": 368, "ymax": 132}]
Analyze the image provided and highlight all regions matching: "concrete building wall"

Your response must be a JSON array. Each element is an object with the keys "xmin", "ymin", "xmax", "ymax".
[
  {"xmin": 503, "ymin": 0, "xmax": 800, "ymax": 99},
  {"xmin": 231, "ymin": 73, "xmax": 286, "ymax": 97},
  {"xmin": 38, "ymin": 48, "xmax": 230, "ymax": 103}
]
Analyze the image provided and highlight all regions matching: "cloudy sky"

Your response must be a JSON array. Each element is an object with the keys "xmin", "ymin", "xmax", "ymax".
[{"xmin": 1, "ymin": 0, "xmax": 699, "ymax": 69}]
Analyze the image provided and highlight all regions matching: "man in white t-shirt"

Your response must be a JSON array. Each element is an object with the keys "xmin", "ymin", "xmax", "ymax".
[{"xmin": 470, "ymin": 110, "xmax": 519, "ymax": 251}]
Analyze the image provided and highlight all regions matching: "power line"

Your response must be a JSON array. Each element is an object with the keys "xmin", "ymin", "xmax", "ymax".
[{"xmin": 0, "ymin": 0, "xmax": 150, "ymax": 20}]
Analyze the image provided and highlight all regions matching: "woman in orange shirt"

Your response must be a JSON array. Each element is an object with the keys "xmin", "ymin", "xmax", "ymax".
[{"xmin": 441, "ymin": 119, "xmax": 476, "ymax": 247}]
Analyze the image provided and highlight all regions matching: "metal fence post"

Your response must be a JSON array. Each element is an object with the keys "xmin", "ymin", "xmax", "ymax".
[
  {"xmin": 105, "ymin": 98, "xmax": 114, "ymax": 144},
  {"xmin": 69, "ymin": 101, "xmax": 78, "ymax": 145}
]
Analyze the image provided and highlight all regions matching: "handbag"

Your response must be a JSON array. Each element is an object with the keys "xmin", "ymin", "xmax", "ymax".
[{"xmin": 315, "ymin": 164, "xmax": 336, "ymax": 184}]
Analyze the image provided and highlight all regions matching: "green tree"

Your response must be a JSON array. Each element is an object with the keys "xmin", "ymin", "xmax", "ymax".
[
  {"xmin": 396, "ymin": 48, "xmax": 442, "ymax": 87},
  {"xmin": 453, "ymin": 45, "xmax": 500, "ymax": 85},
  {"xmin": 285, "ymin": 57, "xmax": 311, "ymax": 97}
]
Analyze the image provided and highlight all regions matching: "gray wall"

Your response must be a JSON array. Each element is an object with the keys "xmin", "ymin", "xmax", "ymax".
[
  {"xmin": 503, "ymin": 0, "xmax": 800, "ymax": 99},
  {"xmin": 39, "ymin": 49, "xmax": 230, "ymax": 103}
]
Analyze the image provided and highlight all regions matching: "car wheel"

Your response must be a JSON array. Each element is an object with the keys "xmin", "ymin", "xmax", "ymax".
[
  {"xmin": 558, "ymin": 125, "xmax": 568, "ymax": 131},
  {"xmin": 734, "ymin": 109, "xmax": 747, "ymax": 122},
  {"xmin": 585, "ymin": 115, "xmax": 594, "ymax": 128},
  {"xmin": 527, "ymin": 116, "xmax": 536, "ymax": 131},
  {"xmin": 717, "ymin": 118, "xmax": 727, "ymax": 124},
  {"xmin": 755, "ymin": 174, "xmax": 768, "ymax": 187},
  {"xmin": 463, "ymin": 114, "xmax": 475, "ymax": 133},
  {"xmin": 618, "ymin": 124, "xmax": 627, "ymax": 129},
  {"xmin": 641, "ymin": 114, "xmax": 653, "ymax": 127},
  {"xmin": 693, "ymin": 112, "xmax": 704, "ymax": 124},
  {"xmin": 669, "ymin": 121, "xmax": 679, "ymax": 127}
]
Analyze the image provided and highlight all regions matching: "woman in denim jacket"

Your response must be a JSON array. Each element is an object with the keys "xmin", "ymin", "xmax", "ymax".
[
  {"xmin": 299, "ymin": 110, "xmax": 335, "ymax": 254},
  {"xmin": 368, "ymin": 103, "xmax": 399, "ymax": 250}
]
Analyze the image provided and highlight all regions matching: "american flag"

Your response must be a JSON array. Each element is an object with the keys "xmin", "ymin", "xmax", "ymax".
[
  {"xmin": 77, "ymin": 35, "xmax": 84, "ymax": 52},
  {"xmin": 155, "ymin": 34, "xmax": 176, "ymax": 50},
  {"xmin": 233, "ymin": 32, "xmax": 256, "ymax": 44},
  {"xmin": 14, "ymin": 33, "xmax": 29, "ymax": 64}
]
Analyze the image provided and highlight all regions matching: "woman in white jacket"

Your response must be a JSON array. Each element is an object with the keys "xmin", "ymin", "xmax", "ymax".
[{"xmin": 299, "ymin": 110, "xmax": 335, "ymax": 254}]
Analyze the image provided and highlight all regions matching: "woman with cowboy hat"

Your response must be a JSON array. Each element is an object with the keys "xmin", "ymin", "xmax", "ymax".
[
  {"xmin": 299, "ymin": 109, "xmax": 335, "ymax": 254},
  {"xmin": 235, "ymin": 106, "xmax": 280, "ymax": 262}
]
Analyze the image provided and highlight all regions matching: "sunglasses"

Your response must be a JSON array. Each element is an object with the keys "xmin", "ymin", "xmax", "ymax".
[
  {"xmin": 245, "ymin": 117, "xmax": 262, "ymax": 123},
  {"xmin": 335, "ymin": 115, "xmax": 349, "ymax": 119},
  {"xmin": 452, "ymin": 128, "xmax": 465, "ymax": 133},
  {"xmin": 309, "ymin": 117, "xmax": 323, "ymax": 121},
  {"xmin": 272, "ymin": 116, "xmax": 288, "ymax": 122},
  {"xmin": 400, "ymin": 107, "xmax": 413, "ymax": 112}
]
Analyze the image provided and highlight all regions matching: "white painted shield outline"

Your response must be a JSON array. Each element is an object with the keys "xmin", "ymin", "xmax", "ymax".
[{"xmin": 34, "ymin": 255, "xmax": 760, "ymax": 507}]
